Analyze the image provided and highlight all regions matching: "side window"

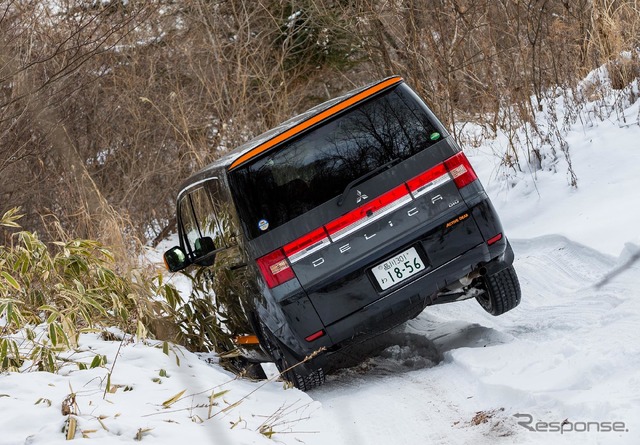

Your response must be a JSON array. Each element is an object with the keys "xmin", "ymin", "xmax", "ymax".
[
  {"xmin": 179, "ymin": 197, "xmax": 199, "ymax": 254},
  {"xmin": 209, "ymin": 180, "xmax": 238, "ymax": 247},
  {"xmin": 179, "ymin": 184, "xmax": 224, "ymax": 256}
]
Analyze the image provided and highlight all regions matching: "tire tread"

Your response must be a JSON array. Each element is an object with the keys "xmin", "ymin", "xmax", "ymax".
[{"xmin": 480, "ymin": 265, "xmax": 521, "ymax": 315}]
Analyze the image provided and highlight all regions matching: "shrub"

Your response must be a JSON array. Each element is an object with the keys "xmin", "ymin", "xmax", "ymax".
[
  {"xmin": 169, "ymin": 257, "xmax": 253, "ymax": 354},
  {"xmin": 0, "ymin": 207, "xmax": 172, "ymax": 372}
]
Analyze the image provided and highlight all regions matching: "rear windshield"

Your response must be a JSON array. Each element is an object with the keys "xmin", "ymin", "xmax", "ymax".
[{"xmin": 229, "ymin": 84, "xmax": 443, "ymax": 239}]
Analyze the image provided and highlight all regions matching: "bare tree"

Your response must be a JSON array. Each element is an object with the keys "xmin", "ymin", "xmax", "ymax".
[{"xmin": 1, "ymin": 0, "xmax": 638, "ymax": 248}]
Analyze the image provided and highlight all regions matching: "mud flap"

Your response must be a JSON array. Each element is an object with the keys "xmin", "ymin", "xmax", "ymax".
[{"xmin": 484, "ymin": 239, "xmax": 515, "ymax": 276}]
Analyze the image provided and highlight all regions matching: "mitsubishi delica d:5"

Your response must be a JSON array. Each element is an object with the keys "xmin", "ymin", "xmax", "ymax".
[{"xmin": 164, "ymin": 76, "xmax": 521, "ymax": 390}]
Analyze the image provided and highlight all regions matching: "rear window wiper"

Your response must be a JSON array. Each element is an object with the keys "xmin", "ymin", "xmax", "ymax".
[{"xmin": 337, "ymin": 158, "xmax": 400, "ymax": 206}]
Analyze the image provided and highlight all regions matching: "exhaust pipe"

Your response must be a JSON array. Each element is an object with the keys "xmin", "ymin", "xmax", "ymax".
[{"xmin": 450, "ymin": 267, "xmax": 485, "ymax": 289}]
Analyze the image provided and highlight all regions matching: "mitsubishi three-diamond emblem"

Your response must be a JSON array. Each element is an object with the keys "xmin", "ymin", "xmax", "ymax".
[{"xmin": 356, "ymin": 190, "xmax": 368, "ymax": 203}]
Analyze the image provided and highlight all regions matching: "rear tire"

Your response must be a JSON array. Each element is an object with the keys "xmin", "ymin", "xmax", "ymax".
[
  {"xmin": 257, "ymin": 320, "xmax": 325, "ymax": 391},
  {"xmin": 288, "ymin": 367, "xmax": 325, "ymax": 391},
  {"xmin": 476, "ymin": 265, "xmax": 521, "ymax": 315}
]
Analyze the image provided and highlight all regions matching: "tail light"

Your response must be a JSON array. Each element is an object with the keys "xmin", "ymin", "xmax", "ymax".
[
  {"xmin": 406, "ymin": 163, "xmax": 450, "ymax": 197},
  {"xmin": 256, "ymin": 249, "xmax": 295, "ymax": 289},
  {"xmin": 487, "ymin": 233, "xmax": 503, "ymax": 245},
  {"xmin": 444, "ymin": 152, "xmax": 478, "ymax": 189},
  {"xmin": 325, "ymin": 184, "xmax": 412, "ymax": 241},
  {"xmin": 283, "ymin": 227, "xmax": 331, "ymax": 264},
  {"xmin": 305, "ymin": 329, "xmax": 325, "ymax": 342}
]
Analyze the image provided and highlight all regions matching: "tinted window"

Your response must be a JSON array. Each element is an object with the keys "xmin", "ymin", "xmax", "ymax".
[{"xmin": 229, "ymin": 84, "xmax": 442, "ymax": 239}]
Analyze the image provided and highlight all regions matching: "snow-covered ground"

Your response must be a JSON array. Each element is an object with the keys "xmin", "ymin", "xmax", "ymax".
[{"xmin": 2, "ymin": 74, "xmax": 640, "ymax": 444}]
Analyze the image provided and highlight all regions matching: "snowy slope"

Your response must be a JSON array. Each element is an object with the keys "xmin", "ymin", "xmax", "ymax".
[
  {"xmin": 2, "ymin": 75, "xmax": 640, "ymax": 444},
  {"xmin": 305, "ymin": 236, "xmax": 640, "ymax": 445},
  {"xmin": 468, "ymin": 74, "xmax": 640, "ymax": 256}
]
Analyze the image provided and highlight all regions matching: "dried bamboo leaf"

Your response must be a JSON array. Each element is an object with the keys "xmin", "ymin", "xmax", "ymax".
[{"xmin": 161, "ymin": 389, "xmax": 186, "ymax": 408}]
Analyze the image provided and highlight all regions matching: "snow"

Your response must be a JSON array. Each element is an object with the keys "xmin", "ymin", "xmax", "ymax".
[
  {"xmin": 305, "ymin": 235, "xmax": 639, "ymax": 445},
  {"xmin": 2, "ymin": 72, "xmax": 640, "ymax": 444},
  {"xmin": 467, "ymin": 76, "xmax": 640, "ymax": 257}
]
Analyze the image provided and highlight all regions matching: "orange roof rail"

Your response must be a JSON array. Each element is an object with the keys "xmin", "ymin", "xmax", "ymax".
[{"xmin": 228, "ymin": 76, "xmax": 403, "ymax": 170}]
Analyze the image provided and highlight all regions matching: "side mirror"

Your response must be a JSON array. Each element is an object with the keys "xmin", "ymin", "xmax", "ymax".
[
  {"xmin": 164, "ymin": 246, "xmax": 189, "ymax": 272},
  {"xmin": 193, "ymin": 236, "xmax": 217, "ymax": 266}
]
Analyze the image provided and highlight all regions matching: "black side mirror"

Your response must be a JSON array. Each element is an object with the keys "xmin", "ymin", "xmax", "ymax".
[
  {"xmin": 194, "ymin": 236, "xmax": 217, "ymax": 266},
  {"xmin": 164, "ymin": 246, "xmax": 189, "ymax": 272}
]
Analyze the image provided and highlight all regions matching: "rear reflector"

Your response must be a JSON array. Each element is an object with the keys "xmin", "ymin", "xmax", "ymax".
[
  {"xmin": 256, "ymin": 249, "xmax": 295, "ymax": 289},
  {"xmin": 325, "ymin": 183, "xmax": 412, "ymax": 241},
  {"xmin": 305, "ymin": 330, "xmax": 325, "ymax": 342},
  {"xmin": 444, "ymin": 152, "xmax": 478, "ymax": 189},
  {"xmin": 487, "ymin": 233, "xmax": 503, "ymax": 245}
]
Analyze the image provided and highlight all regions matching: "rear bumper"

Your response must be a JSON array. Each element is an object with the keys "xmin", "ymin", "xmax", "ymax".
[
  {"xmin": 327, "ymin": 239, "xmax": 498, "ymax": 341},
  {"xmin": 294, "ymin": 236, "xmax": 512, "ymax": 373}
]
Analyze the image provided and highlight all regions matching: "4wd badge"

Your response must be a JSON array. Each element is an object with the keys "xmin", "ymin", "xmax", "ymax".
[{"xmin": 356, "ymin": 190, "xmax": 368, "ymax": 203}]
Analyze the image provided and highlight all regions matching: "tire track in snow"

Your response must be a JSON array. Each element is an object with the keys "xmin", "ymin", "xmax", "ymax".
[{"xmin": 304, "ymin": 236, "xmax": 640, "ymax": 445}]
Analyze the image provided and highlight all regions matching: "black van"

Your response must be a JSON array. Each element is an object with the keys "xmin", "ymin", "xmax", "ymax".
[{"xmin": 164, "ymin": 76, "xmax": 521, "ymax": 390}]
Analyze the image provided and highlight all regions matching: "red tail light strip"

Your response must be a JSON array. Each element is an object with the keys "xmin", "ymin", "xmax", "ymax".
[
  {"xmin": 406, "ymin": 163, "xmax": 451, "ymax": 198},
  {"xmin": 284, "ymin": 227, "xmax": 331, "ymax": 264},
  {"xmin": 325, "ymin": 184, "xmax": 412, "ymax": 242}
]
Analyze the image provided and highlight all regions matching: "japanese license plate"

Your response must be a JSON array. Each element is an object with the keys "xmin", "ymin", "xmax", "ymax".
[{"xmin": 371, "ymin": 247, "xmax": 425, "ymax": 291}]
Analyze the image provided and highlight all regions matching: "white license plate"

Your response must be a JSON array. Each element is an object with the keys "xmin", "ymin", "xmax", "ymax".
[{"xmin": 371, "ymin": 247, "xmax": 425, "ymax": 290}]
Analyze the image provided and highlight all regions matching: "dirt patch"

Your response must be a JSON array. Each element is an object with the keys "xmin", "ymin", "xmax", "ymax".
[{"xmin": 471, "ymin": 408, "xmax": 505, "ymax": 426}]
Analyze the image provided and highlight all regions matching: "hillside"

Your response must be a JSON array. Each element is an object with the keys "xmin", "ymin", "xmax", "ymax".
[{"xmin": 1, "ymin": 69, "xmax": 639, "ymax": 444}]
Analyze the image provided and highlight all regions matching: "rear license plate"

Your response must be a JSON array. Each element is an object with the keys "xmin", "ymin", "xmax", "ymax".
[{"xmin": 371, "ymin": 247, "xmax": 425, "ymax": 290}]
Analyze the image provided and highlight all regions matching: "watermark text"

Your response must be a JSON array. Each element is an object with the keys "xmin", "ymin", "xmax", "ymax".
[{"xmin": 514, "ymin": 413, "xmax": 629, "ymax": 435}]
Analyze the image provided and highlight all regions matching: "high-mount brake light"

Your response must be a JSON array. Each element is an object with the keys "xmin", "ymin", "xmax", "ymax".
[
  {"xmin": 325, "ymin": 184, "xmax": 412, "ymax": 241},
  {"xmin": 256, "ymin": 249, "xmax": 295, "ymax": 289},
  {"xmin": 444, "ymin": 152, "xmax": 478, "ymax": 189}
]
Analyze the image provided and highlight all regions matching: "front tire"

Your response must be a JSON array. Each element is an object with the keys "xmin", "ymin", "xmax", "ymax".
[{"xmin": 476, "ymin": 265, "xmax": 521, "ymax": 315}]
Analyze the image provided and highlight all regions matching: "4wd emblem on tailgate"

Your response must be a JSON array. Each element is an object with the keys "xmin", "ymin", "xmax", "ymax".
[{"xmin": 356, "ymin": 190, "xmax": 368, "ymax": 203}]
